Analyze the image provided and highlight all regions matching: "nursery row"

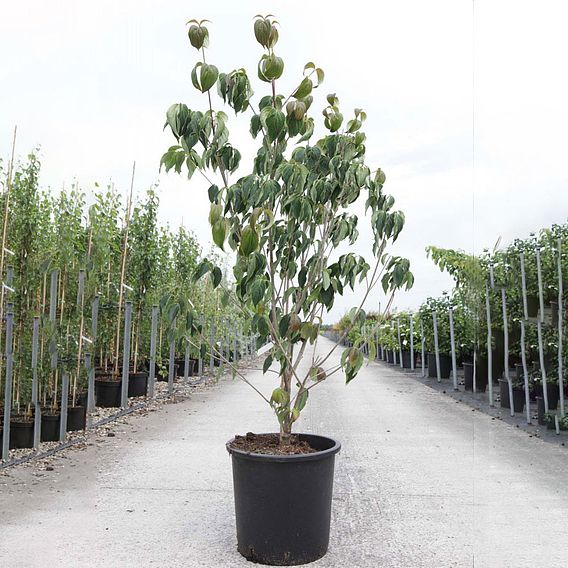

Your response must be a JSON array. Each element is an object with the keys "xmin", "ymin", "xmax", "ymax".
[
  {"xmin": 334, "ymin": 221, "xmax": 568, "ymax": 430},
  {"xmin": 0, "ymin": 153, "xmax": 250, "ymax": 462}
]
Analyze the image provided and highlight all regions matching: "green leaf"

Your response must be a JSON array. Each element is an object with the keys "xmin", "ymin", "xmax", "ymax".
[
  {"xmin": 270, "ymin": 387, "xmax": 289, "ymax": 405},
  {"xmin": 293, "ymin": 77, "xmax": 313, "ymax": 99},
  {"xmin": 208, "ymin": 184, "xmax": 220, "ymax": 203},
  {"xmin": 187, "ymin": 24, "xmax": 209, "ymax": 50},
  {"xmin": 200, "ymin": 63, "xmax": 219, "ymax": 92},
  {"xmin": 239, "ymin": 226, "xmax": 259, "ymax": 256},
  {"xmin": 260, "ymin": 107, "xmax": 286, "ymax": 142},
  {"xmin": 295, "ymin": 388, "xmax": 309, "ymax": 411},
  {"xmin": 279, "ymin": 314, "xmax": 291, "ymax": 338},
  {"xmin": 263, "ymin": 355, "xmax": 273, "ymax": 374},
  {"xmin": 212, "ymin": 218, "xmax": 227, "ymax": 250},
  {"xmin": 250, "ymin": 114, "xmax": 262, "ymax": 138},
  {"xmin": 211, "ymin": 266, "xmax": 222, "ymax": 288},
  {"xmin": 193, "ymin": 259, "xmax": 211, "ymax": 282},
  {"xmin": 250, "ymin": 279, "xmax": 265, "ymax": 306}
]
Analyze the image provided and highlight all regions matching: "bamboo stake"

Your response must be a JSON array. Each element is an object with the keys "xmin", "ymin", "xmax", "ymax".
[
  {"xmin": 0, "ymin": 126, "xmax": 17, "ymax": 389},
  {"xmin": 113, "ymin": 161, "xmax": 136, "ymax": 376}
]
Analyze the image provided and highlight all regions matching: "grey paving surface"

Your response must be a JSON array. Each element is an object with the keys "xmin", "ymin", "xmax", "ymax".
[{"xmin": 1, "ymin": 337, "xmax": 568, "ymax": 567}]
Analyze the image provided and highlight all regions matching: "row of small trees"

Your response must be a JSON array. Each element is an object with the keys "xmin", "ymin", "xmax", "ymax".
[
  {"xmin": 339, "ymin": 221, "xmax": 567, "ymax": 413},
  {"xmin": 0, "ymin": 151, "xmax": 240, "ymax": 422}
]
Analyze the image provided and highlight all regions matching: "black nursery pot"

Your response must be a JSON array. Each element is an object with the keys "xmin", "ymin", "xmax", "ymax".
[
  {"xmin": 401, "ymin": 349, "xmax": 417, "ymax": 369},
  {"xmin": 526, "ymin": 295, "xmax": 540, "ymax": 318},
  {"xmin": 463, "ymin": 362, "xmax": 488, "ymax": 392},
  {"xmin": 386, "ymin": 350, "xmax": 395, "ymax": 364},
  {"xmin": 9, "ymin": 416, "xmax": 34, "ymax": 449},
  {"xmin": 499, "ymin": 379, "xmax": 525, "ymax": 412},
  {"xmin": 41, "ymin": 412, "xmax": 60, "ymax": 441},
  {"xmin": 66, "ymin": 406, "xmax": 87, "ymax": 431},
  {"xmin": 427, "ymin": 353, "xmax": 452, "ymax": 379},
  {"xmin": 533, "ymin": 382, "xmax": 560, "ymax": 411},
  {"xmin": 95, "ymin": 377, "xmax": 122, "ymax": 408},
  {"xmin": 227, "ymin": 434, "xmax": 341, "ymax": 566},
  {"xmin": 128, "ymin": 371, "xmax": 148, "ymax": 397}
]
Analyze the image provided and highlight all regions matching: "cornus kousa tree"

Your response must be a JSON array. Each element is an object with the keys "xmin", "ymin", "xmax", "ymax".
[{"xmin": 162, "ymin": 16, "xmax": 414, "ymax": 444}]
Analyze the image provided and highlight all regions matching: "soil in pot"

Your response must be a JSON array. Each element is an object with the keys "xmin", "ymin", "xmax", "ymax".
[
  {"xmin": 427, "ymin": 353, "xmax": 452, "ymax": 378},
  {"xmin": 95, "ymin": 375, "xmax": 122, "ymax": 408},
  {"xmin": 227, "ymin": 433, "xmax": 340, "ymax": 566},
  {"xmin": 9, "ymin": 415, "xmax": 34, "ymax": 449},
  {"xmin": 41, "ymin": 411, "xmax": 61, "ymax": 441},
  {"xmin": 67, "ymin": 406, "xmax": 87, "ymax": 431},
  {"xmin": 499, "ymin": 379, "xmax": 525, "ymax": 412},
  {"xmin": 128, "ymin": 371, "xmax": 148, "ymax": 397}
]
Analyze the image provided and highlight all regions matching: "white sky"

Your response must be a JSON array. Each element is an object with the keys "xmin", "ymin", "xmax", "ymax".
[{"xmin": 1, "ymin": 1, "xmax": 567, "ymax": 322}]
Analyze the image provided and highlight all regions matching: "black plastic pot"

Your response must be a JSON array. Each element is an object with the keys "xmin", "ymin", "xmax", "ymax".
[
  {"xmin": 386, "ymin": 350, "xmax": 395, "ymax": 364},
  {"xmin": 499, "ymin": 379, "xmax": 525, "ymax": 412},
  {"xmin": 536, "ymin": 397, "xmax": 546, "ymax": 425},
  {"xmin": 41, "ymin": 412, "xmax": 60, "ymax": 441},
  {"xmin": 174, "ymin": 359, "xmax": 198, "ymax": 377},
  {"xmin": 227, "ymin": 434, "xmax": 341, "ymax": 566},
  {"xmin": 550, "ymin": 301, "xmax": 559, "ymax": 327},
  {"xmin": 128, "ymin": 371, "xmax": 148, "ymax": 397},
  {"xmin": 401, "ymin": 349, "xmax": 417, "ymax": 369},
  {"xmin": 67, "ymin": 406, "xmax": 87, "ymax": 431},
  {"xmin": 463, "ymin": 362, "xmax": 488, "ymax": 392},
  {"xmin": 9, "ymin": 416, "xmax": 34, "ymax": 449},
  {"xmin": 427, "ymin": 353, "xmax": 452, "ymax": 379},
  {"xmin": 95, "ymin": 377, "xmax": 122, "ymax": 407},
  {"xmin": 526, "ymin": 295, "xmax": 539, "ymax": 318},
  {"xmin": 533, "ymin": 382, "xmax": 559, "ymax": 411}
]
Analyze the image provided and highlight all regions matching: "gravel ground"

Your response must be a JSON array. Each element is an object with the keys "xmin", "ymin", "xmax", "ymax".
[{"xmin": 0, "ymin": 361, "xmax": 250, "ymax": 474}]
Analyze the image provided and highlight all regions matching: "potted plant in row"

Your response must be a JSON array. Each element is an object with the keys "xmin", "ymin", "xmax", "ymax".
[
  {"xmin": 396, "ymin": 312, "xmax": 419, "ymax": 369},
  {"xmin": 162, "ymin": 15, "xmax": 414, "ymax": 565},
  {"xmin": 418, "ymin": 295, "xmax": 453, "ymax": 378}
]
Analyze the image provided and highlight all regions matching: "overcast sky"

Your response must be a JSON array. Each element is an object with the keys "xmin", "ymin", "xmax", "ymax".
[{"xmin": 1, "ymin": 1, "xmax": 567, "ymax": 322}]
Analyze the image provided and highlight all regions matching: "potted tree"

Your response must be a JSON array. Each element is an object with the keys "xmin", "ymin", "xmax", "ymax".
[
  {"xmin": 418, "ymin": 295, "xmax": 453, "ymax": 378},
  {"xmin": 162, "ymin": 16, "xmax": 413, "ymax": 565},
  {"xmin": 397, "ymin": 312, "xmax": 418, "ymax": 369}
]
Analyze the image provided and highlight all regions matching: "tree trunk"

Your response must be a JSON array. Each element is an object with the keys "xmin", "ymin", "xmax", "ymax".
[{"xmin": 279, "ymin": 366, "xmax": 293, "ymax": 445}]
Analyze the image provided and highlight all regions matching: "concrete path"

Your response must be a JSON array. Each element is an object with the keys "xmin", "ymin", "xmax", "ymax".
[{"xmin": 1, "ymin": 337, "xmax": 567, "ymax": 567}]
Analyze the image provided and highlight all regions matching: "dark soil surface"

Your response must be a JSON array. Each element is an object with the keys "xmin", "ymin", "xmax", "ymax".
[{"xmin": 230, "ymin": 432, "xmax": 317, "ymax": 455}]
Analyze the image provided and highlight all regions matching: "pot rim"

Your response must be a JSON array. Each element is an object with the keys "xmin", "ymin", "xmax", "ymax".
[
  {"xmin": 226, "ymin": 433, "xmax": 341, "ymax": 463},
  {"xmin": 95, "ymin": 377, "xmax": 121, "ymax": 385}
]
